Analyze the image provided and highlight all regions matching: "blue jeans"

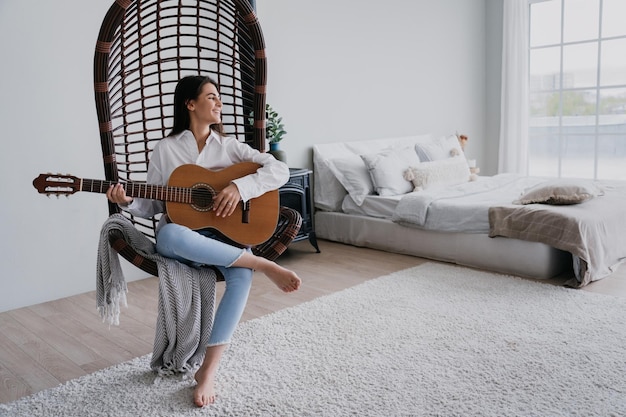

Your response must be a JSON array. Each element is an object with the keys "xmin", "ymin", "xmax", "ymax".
[{"xmin": 155, "ymin": 223, "xmax": 252, "ymax": 346}]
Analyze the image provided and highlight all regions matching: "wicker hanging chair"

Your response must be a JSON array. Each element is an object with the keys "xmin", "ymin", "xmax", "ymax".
[{"xmin": 93, "ymin": 0, "xmax": 302, "ymax": 280}]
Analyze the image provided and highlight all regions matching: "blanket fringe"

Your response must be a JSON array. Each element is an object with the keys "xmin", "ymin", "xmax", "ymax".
[{"xmin": 97, "ymin": 287, "xmax": 128, "ymax": 326}]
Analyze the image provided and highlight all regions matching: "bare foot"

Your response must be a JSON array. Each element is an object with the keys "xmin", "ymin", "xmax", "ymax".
[
  {"xmin": 194, "ymin": 366, "xmax": 216, "ymax": 407},
  {"xmin": 233, "ymin": 253, "xmax": 301, "ymax": 292},
  {"xmin": 264, "ymin": 263, "xmax": 301, "ymax": 292}
]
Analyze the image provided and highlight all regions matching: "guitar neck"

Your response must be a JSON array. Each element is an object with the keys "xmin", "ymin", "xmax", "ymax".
[{"xmin": 81, "ymin": 179, "xmax": 192, "ymax": 203}]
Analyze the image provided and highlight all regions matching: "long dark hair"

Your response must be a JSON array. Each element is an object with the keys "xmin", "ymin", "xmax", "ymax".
[{"xmin": 169, "ymin": 75, "xmax": 224, "ymax": 137}]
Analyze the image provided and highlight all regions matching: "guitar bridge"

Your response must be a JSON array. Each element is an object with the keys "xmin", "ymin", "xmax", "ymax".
[{"xmin": 241, "ymin": 200, "xmax": 250, "ymax": 224}]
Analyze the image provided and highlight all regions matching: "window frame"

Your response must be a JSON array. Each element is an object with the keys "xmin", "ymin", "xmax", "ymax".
[{"xmin": 527, "ymin": 0, "xmax": 626, "ymax": 180}]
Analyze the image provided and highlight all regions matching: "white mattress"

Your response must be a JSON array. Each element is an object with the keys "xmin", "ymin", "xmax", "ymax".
[{"xmin": 315, "ymin": 211, "xmax": 572, "ymax": 279}]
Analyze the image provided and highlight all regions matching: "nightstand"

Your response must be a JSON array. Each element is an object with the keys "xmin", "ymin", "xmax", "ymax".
[{"xmin": 279, "ymin": 168, "xmax": 320, "ymax": 252}]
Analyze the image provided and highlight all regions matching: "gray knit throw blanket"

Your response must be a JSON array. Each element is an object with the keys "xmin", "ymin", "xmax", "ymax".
[{"xmin": 96, "ymin": 213, "xmax": 217, "ymax": 376}]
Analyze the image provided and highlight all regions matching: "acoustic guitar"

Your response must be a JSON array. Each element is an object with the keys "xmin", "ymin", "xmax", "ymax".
[{"xmin": 32, "ymin": 162, "xmax": 279, "ymax": 246}]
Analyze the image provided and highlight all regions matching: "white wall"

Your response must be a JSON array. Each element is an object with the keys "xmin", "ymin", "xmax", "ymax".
[
  {"xmin": 0, "ymin": 0, "xmax": 145, "ymax": 313},
  {"xmin": 257, "ymin": 0, "xmax": 490, "ymax": 170},
  {"xmin": 0, "ymin": 0, "xmax": 497, "ymax": 313}
]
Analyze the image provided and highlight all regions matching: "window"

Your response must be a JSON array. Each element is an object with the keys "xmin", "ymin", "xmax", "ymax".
[{"xmin": 528, "ymin": 0, "xmax": 626, "ymax": 180}]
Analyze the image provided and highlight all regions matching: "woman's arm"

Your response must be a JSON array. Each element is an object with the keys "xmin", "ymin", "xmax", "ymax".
[
  {"xmin": 105, "ymin": 145, "xmax": 167, "ymax": 219},
  {"xmin": 228, "ymin": 140, "xmax": 290, "ymax": 202}
]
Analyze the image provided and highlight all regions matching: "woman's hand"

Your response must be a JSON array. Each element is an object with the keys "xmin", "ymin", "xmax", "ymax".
[
  {"xmin": 214, "ymin": 183, "xmax": 241, "ymax": 217},
  {"xmin": 106, "ymin": 183, "xmax": 133, "ymax": 206}
]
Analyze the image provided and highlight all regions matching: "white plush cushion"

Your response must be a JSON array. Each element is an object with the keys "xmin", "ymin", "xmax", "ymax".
[
  {"xmin": 415, "ymin": 135, "xmax": 464, "ymax": 161},
  {"xmin": 361, "ymin": 147, "xmax": 421, "ymax": 196},
  {"xmin": 325, "ymin": 155, "xmax": 374, "ymax": 205},
  {"xmin": 514, "ymin": 180, "xmax": 604, "ymax": 205},
  {"xmin": 404, "ymin": 157, "xmax": 471, "ymax": 191}
]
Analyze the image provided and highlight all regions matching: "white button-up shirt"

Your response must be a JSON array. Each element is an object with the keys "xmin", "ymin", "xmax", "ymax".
[{"xmin": 124, "ymin": 130, "xmax": 289, "ymax": 226}]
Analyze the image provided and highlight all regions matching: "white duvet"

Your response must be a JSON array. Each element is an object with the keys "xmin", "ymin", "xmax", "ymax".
[{"xmin": 391, "ymin": 174, "xmax": 547, "ymax": 233}]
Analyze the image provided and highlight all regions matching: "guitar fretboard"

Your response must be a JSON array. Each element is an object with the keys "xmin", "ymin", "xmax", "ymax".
[{"xmin": 81, "ymin": 179, "xmax": 210, "ymax": 204}]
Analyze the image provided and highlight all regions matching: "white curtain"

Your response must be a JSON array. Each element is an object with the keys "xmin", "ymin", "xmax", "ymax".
[{"xmin": 498, "ymin": 0, "xmax": 530, "ymax": 174}]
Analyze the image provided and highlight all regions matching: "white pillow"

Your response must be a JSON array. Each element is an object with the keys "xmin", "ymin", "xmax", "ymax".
[
  {"xmin": 325, "ymin": 155, "xmax": 374, "ymax": 205},
  {"xmin": 313, "ymin": 146, "xmax": 347, "ymax": 211},
  {"xmin": 415, "ymin": 135, "xmax": 464, "ymax": 161},
  {"xmin": 514, "ymin": 180, "xmax": 604, "ymax": 205},
  {"xmin": 403, "ymin": 157, "xmax": 471, "ymax": 191},
  {"xmin": 313, "ymin": 135, "xmax": 434, "ymax": 210},
  {"xmin": 360, "ymin": 147, "xmax": 421, "ymax": 196}
]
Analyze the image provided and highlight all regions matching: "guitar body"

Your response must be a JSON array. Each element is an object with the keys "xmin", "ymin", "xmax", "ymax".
[{"xmin": 166, "ymin": 163, "xmax": 279, "ymax": 245}]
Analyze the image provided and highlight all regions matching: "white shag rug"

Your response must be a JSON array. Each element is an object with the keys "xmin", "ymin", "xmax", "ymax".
[{"xmin": 2, "ymin": 263, "xmax": 626, "ymax": 417}]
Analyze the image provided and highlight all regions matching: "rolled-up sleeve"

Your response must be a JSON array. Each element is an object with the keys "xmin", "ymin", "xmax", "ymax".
[{"xmin": 119, "ymin": 146, "xmax": 167, "ymax": 218}]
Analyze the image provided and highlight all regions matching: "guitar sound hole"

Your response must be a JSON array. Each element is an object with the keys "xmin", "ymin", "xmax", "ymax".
[{"xmin": 191, "ymin": 184, "xmax": 216, "ymax": 212}]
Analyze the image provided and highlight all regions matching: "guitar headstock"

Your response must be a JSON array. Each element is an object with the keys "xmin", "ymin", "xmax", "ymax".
[{"xmin": 33, "ymin": 173, "xmax": 80, "ymax": 196}]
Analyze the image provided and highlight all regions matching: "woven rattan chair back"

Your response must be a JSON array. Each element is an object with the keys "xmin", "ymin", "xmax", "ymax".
[
  {"xmin": 95, "ymin": 0, "xmax": 266, "ymax": 238},
  {"xmin": 93, "ymin": 0, "xmax": 301, "ymax": 277}
]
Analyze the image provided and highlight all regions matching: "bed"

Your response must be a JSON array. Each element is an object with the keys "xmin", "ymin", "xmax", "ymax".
[{"xmin": 313, "ymin": 134, "xmax": 626, "ymax": 287}]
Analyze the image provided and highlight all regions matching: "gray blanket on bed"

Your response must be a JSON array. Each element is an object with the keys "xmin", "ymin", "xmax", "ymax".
[
  {"xmin": 97, "ymin": 213, "xmax": 217, "ymax": 375},
  {"xmin": 489, "ymin": 182, "xmax": 626, "ymax": 287},
  {"xmin": 392, "ymin": 174, "xmax": 546, "ymax": 233}
]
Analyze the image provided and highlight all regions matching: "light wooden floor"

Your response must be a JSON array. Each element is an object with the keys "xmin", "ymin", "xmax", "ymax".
[{"xmin": 1, "ymin": 239, "xmax": 625, "ymax": 404}]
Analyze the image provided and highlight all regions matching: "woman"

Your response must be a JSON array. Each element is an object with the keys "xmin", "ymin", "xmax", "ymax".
[{"xmin": 106, "ymin": 75, "xmax": 301, "ymax": 407}]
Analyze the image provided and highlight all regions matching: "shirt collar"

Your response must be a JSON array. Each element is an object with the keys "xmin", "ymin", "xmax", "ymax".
[{"xmin": 176, "ymin": 129, "xmax": 224, "ymax": 144}]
